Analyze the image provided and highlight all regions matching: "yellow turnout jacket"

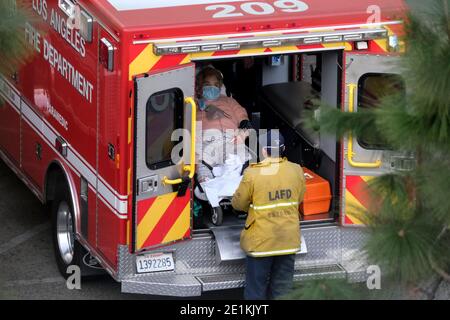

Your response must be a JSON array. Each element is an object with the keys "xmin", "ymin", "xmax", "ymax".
[{"xmin": 232, "ymin": 158, "xmax": 306, "ymax": 257}]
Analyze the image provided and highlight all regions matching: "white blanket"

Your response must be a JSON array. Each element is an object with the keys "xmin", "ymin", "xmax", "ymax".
[{"xmin": 200, "ymin": 154, "xmax": 244, "ymax": 207}]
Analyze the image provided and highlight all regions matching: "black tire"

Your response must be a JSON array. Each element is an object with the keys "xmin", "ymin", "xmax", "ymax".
[
  {"xmin": 51, "ymin": 180, "xmax": 83, "ymax": 279},
  {"xmin": 211, "ymin": 207, "xmax": 224, "ymax": 226}
]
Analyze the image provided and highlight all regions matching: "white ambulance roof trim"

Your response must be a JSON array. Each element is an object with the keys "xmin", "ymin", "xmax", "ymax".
[
  {"xmin": 107, "ymin": 0, "xmax": 249, "ymax": 11},
  {"xmin": 133, "ymin": 20, "xmax": 403, "ymax": 45}
]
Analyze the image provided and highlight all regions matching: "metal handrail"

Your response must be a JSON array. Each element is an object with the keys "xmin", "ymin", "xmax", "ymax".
[
  {"xmin": 163, "ymin": 97, "xmax": 197, "ymax": 185},
  {"xmin": 347, "ymin": 83, "xmax": 382, "ymax": 169}
]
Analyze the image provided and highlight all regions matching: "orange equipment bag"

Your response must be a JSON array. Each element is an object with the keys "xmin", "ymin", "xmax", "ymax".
[{"xmin": 300, "ymin": 167, "xmax": 332, "ymax": 215}]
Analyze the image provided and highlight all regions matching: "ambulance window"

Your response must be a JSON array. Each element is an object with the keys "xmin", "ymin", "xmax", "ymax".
[
  {"xmin": 357, "ymin": 73, "xmax": 405, "ymax": 149},
  {"xmin": 146, "ymin": 88, "xmax": 184, "ymax": 170}
]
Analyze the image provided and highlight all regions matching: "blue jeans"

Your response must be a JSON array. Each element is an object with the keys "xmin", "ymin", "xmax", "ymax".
[{"xmin": 244, "ymin": 254, "xmax": 296, "ymax": 300}]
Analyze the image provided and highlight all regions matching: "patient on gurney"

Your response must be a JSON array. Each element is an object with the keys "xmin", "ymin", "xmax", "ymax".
[
  {"xmin": 196, "ymin": 66, "xmax": 255, "ymax": 175},
  {"xmin": 194, "ymin": 67, "xmax": 253, "ymax": 203}
]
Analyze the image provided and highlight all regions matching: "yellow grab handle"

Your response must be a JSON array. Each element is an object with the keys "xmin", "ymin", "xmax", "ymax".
[
  {"xmin": 184, "ymin": 97, "xmax": 197, "ymax": 179},
  {"xmin": 347, "ymin": 84, "xmax": 382, "ymax": 169},
  {"xmin": 163, "ymin": 97, "xmax": 197, "ymax": 185}
]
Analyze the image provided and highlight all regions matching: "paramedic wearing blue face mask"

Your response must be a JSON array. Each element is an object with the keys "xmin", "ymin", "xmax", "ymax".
[{"xmin": 195, "ymin": 67, "xmax": 252, "ymax": 184}]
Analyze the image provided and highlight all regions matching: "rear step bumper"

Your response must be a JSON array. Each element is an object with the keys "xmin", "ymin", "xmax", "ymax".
[
  {"xmin": 121, "ymin": 264, "xmax": 355, "ymax": 297},
  {"xmin": 197, "ymin": 264, "xmax": 348, "ymax": 292},
  {"xmin": 118, "ymin": 226, "xmax": 369, "ymax": 297}
]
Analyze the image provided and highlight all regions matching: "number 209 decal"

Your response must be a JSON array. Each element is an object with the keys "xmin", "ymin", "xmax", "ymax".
[{"xmin": 206, "ymin": 0, "xmax": 309, "ymax": 19}]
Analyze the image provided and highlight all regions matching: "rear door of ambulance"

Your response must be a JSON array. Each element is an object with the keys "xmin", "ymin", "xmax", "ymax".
[
  {"xmin": 132, "ymin": 64, "xmax": 196, "ymax": 256},
  {"xmin": 342, "ymin": 52, "xmax": 407, "ymax": 225}
]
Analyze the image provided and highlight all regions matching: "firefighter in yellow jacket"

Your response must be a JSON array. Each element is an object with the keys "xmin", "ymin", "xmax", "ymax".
[{"xmin": 232, "ymin": 130, "xmax": 305, "ymax": 300}]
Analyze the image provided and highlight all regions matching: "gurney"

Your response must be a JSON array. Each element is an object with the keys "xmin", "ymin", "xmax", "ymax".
[{"xmin": 196, "ymin": 144, "xmax": 256, "ymax": 226}]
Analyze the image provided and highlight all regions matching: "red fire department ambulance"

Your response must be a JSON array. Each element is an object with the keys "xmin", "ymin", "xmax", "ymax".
[{"xmin": 0, "ymin": 0, "xmax": 408, "ymax": 296}]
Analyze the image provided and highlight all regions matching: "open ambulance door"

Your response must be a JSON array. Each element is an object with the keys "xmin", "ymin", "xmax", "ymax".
[
  {"xmin": 342, "ymin": 53, "xmax": 405, "ymax": 226},
  {"xmin": 132, "ymin": 64, "xmax": 196, "ymax": 252}
]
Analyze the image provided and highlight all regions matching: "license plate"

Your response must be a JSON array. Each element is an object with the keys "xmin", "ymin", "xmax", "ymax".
[{"xmin": 136, "ymin": 252, "xmax": 175, "ymax": 274}]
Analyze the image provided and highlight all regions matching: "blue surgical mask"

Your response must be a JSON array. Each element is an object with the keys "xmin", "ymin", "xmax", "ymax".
[{"xmin": 202, "ymin": 86, "xmax": 221, "ymax": 101}]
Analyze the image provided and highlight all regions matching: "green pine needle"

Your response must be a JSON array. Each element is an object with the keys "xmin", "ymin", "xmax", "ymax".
[
  {"xmin": 0, "ymin": 1, "xmax": 39, "ymax": 74},
  {"xmin": 283, "ymin": 279, "xmax": 364, "ymax": 300},
  {"xmin": 363, "ymin": 195, "xmax": 447, "ymax": 284},
  {"xmin": 416, "ymin": 159, "xmax": 450, "ymax": 225},
  {"xmin": 313, "ymin": 0, "xmax": 450, "ymax": 287},
  {"xmin": 314, "ymin": 107, "xmax": 379, "ymax": 140},
  {"xmin": 403, "ymin": 2, "xmax": 450, "ymax": 118}
]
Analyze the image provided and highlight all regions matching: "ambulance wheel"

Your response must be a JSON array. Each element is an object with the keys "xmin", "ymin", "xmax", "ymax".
[
  {"xmin": 211, "ymin": 207, "xmax": 224, "ymax": 226},
  {"xmin": 52, "ymin": 183, "xmax": 83, "ymax": 279}
]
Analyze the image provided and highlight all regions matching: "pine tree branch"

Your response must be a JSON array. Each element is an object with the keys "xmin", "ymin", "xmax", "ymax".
[
  {"xmin": 0, "ymin": 2, "xmax": 40, "ymax": 75},
  {"xmin": 428, "ymin": 227, "xmax": 450, "ymax": 283},
  {"xmin": 312, "ymin": 107, "xmax": 379, "ymax": 140},
  {"xmin": 443, "ymin": 0, "xmax": 450, "ymax": 39}
]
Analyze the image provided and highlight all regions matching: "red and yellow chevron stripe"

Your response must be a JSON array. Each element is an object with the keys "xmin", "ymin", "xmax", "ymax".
[
  {"xmin": 136, "ymin": 191, "xmax": 191, "ymax": 250},
  {"xmin": 344, "ymin": 175, "xmax": 374, "ymax": 225},
  {"xmin": 128, "ymin": 42, "xmax": 354, "ymax": 80},
  {"xmin": 372, "ymin": 25, "xmax": 405, "ymax": 54},
  {"xmin": 128, "ymin": 24, "xmax": 406, "ymax": 79}
]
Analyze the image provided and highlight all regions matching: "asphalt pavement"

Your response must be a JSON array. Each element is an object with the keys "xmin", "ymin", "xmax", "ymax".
[{"xmin": 0, "ymin": 159, "xmax": 243, "ymax": 300}]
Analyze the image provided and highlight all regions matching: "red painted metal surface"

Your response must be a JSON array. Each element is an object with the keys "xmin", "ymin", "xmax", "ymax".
[
  {"xmin": 82, "ymin": 0, "xmax": 407, "ymax": 39},
  {"xmin": 0, "ymin": 101, "xmax": 20, "ymax": 164}
]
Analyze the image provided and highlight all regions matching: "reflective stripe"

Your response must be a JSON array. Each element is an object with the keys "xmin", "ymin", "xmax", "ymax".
[
  {"xmin": 249, "ymin": 248, "xmax": 300, "ymax": 257},
  {"xmin": 1, "ymin": 75, "xmax": 128, "ymax": 217},
  {"xmin": 250, "ymin": 202, "xmax": 299, "ymax": 211},
  {"xmin": 0, "ymin": 77, "xmax": 21, "ymax": 112}
]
